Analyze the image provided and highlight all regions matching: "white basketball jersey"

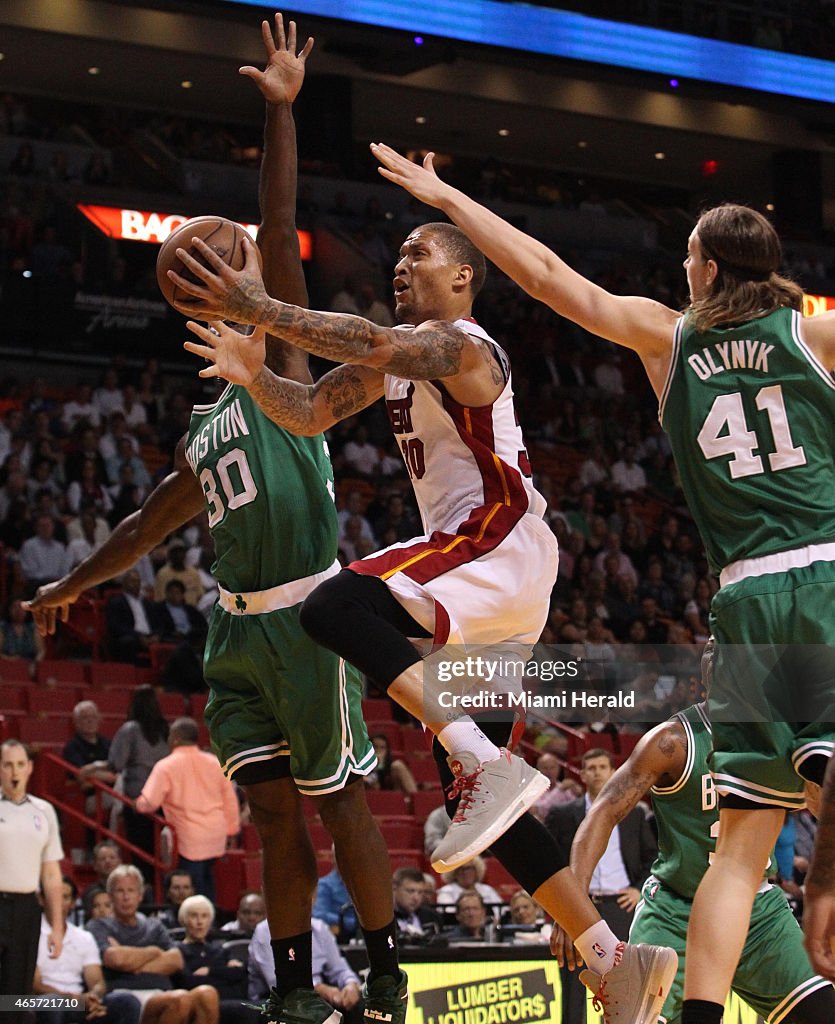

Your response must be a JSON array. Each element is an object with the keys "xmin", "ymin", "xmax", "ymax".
[{"xmin": 384, "ymin": 318, "xmax": 546, "ymax": 536}]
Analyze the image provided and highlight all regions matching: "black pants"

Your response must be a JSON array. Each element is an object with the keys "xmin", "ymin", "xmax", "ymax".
[
  {"xmin": 560, "ymin": 894, "xmax": 634, "ymax": 1024},
  {"xmin": 122, "ymin": 805, "xmax": 155, "ymax": 884},
  {"xmin": 0, "ymin": 891, "xmax": 40, "ymax": 1024}
]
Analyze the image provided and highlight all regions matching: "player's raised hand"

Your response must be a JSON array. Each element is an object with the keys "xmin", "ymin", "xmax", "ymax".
[
  {"xmin": 371, "ymin": 143, "xmax": 453, "ymax": 209},
  {"xmin": 184, "ymin": 321, "xmax": 267, "ymax": 386},
  {"xmin": 240, "ymin": 13, "xmax": 314, "ymax": 105},
  {"xmin": 23, "ymin": 581, "xmax": 81, "ymax": 637},
  {"xmin": 168, "ymin": 236, "xmax": 266, "ymax": 323}
]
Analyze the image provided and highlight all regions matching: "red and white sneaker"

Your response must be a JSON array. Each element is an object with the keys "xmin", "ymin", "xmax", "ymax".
[
  {"xmin": 579, "ymin": 941, "xmax": 678, "ymax": 1024},
  {"xmin": 430, "ymin": 748, "xmax": 549, "ymax": 872}
]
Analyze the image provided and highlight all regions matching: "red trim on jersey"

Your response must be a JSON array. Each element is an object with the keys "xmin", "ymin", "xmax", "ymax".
[{"xmin": 432, "ymin": 599, "xmax": 452, "ymax": 647}]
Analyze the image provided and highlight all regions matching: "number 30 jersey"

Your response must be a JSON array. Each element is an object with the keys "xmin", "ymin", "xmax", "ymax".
[
  {"xmin": 185, "ymin": 383, "xmax": 338, "ymax": 593},
  {"xmin": 659, "ymin": 307, "xmax": 835, "ymax": 574},
  {"xmin": 385, "ymin": 318, "xmax": 546, "ymax": 536}
]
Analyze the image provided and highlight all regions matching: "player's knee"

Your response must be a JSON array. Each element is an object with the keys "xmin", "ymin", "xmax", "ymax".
[
  {"xmin": 245, "ymin": 778, "xmax": 304, "ymax": 833},
  {"xmin": 317, "ymin": 781, "xmax": 371, "ymax": 838}
]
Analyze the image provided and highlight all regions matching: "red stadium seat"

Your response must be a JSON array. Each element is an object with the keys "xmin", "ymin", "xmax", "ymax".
[
  {"xmin": 157, "ymin": 692, "xmax": 187, "ymax": 718},
  {"xmin": 241, "ymin": 824, "xmax": 261, "ymax": 852},
  {"xmin": 483, "ymin": 857, "xmax": 521, "ymax": 896},
  {"xmin": 365, "ymin": 790, "xmax": 409, "ymax": 816},
  {"xmin": 190, "ymin": 693, "xmax": 209, "ymax": 719},
  {"xmin": 411, "ymin": 790, "xmax": 445, "ymax": 822},
  {"xmin": 365, "ymin": 723, "xmax": 402, "ymax": 751},
  {"xmin": 36, "ymin": 660, "xmax": 87, "ymax": 687},
  {"xmin": 0, "ymin": 685, "xmax": 27, "ymax": 711},
  {"xmin": 400, "ymin": 728, "xmax": 432, "ymax": 756},
  {"xmin": 408, "ymin": 758, "xmax": 441, "ymax": 789},
  {"xmin": 19, "ymin": 718, "xmax": 73, "ymax": 745},
  {"xmin": 85, "ymin": 690, "xmax": 130, "ymax": 716},
  {"xmin": 617, "ymin": 732, "xmax": 642, "ymax": 759},
  {"xmin": 27, "ymin": 689, "xmax": 79, "ymax": 715},
  {"xmin": 0, "ymin": 659, "xmax": 33, "ymax": 684},
  {"xmin": 362, "ymin": 698, "xmax": 394, "ymax": 723},
  {"xmin": 89, "ymin": 662, "xmax": 138, "ymax": 690}
]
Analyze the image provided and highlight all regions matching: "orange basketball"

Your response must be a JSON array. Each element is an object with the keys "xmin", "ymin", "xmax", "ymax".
[{"xmin": 156, "ymin": 215, "xmax": 259, "ymax": 313}]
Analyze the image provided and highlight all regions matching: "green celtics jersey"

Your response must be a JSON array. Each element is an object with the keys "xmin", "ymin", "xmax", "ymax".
[
  {"xmin": 185, "ymin": 383, "xmax": 338, "ymax": 593},
  {"xmin": 649, "ymin": 704, "xmax": 771, "ymax": 899},
  {"xmin": 659, "ymin": 307, "xmax": 835, "ymax": 573}
]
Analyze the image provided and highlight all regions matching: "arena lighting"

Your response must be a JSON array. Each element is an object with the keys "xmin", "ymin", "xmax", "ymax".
[
  {"xmin": 238, "ymin": 0, "xmax": 835, "ymax": 103},
  {"xmin": 76, "ymin": 204, "xmax": 312, "ymax": 260},
  {"xmin": 804, "ymin": 293, "xmax": 835, "ymax": 316}
]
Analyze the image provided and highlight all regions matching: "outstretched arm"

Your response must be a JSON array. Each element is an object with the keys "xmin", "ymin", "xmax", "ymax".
[
  {"xmin": 243, "ymin": 13, "xmax": 314, "ymax": 380},
  {"xmin": 183, "ymin": 320, "xmax": 385, "ymax": 434},
  {"xmin": 24, "ymin": 439, "xmax": 204, "ymax": 634},
  {"xmin": 173, "ymin": 245, "xmax": 481, "ymax": 381},
  {"xmin": 571, "ymin": 720, "xmax": 685, "ymax": 892},
  {"xmin": 370, "ymin": 145, "xmax": 679, "ymax": 368}
]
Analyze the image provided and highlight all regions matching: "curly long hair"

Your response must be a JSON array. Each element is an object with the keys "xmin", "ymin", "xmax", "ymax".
[{"xmin": 686, "ymin": 204, "xmax": 804, "ymax": 332}]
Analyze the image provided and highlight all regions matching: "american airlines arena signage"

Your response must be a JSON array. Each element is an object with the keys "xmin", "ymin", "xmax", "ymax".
[{"xmin": 76, "ymin": 204, "xmax": 312, "ymax": 260}]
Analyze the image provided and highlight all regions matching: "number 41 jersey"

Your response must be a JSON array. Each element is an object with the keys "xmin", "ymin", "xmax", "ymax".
[
  {"xmin": 659, "ymin": 307, "xmax": 835, "ymax": 574},
  {"xmin": 185, "ymin": 383, "xmax": 339, "ymax": 593}
]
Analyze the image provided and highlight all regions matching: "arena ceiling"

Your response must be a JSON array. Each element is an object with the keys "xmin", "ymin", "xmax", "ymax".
[{"xmin": 2, "ymin": 0, "xmax": 835, "ymax": 215}]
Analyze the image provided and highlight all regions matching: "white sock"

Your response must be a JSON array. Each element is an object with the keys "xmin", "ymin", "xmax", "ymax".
[
  {"xmin": 573, "ymin": 919, "xmax": 622, "ymax": 975},
  {"xmin": 437, "ymin": 718, "xmax": 501, "ymax": 762}
]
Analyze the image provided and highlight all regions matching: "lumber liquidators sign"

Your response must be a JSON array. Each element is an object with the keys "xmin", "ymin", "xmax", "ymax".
[
  {"xmin": 404, "ymin": 959, "xmax": 763, "ymax": 1024},
  {"xmin": 410, "ymin": 962, "xmax": 558, "ymax": 1024}
]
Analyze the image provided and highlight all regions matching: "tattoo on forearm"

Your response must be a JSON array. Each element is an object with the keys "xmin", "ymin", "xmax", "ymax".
[
  {"xmin": 253, "ymin": 300, "xmax": 466, "ymax": 379},
  {"xmin": 317, "ymin": 365, "xmax": 370, "ymax": 420},
  {"xmin": 250, "ymin": 366, "xmax": 315, "ymax": 433},
  {"xmin": 601, "ymin": 768, "xmax": 656, "ymax": 821}
]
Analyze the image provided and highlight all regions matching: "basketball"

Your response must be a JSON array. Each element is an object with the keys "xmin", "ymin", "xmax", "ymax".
[{"xmin": 156, "ymin": 215, "xmax": 258, "ymax": 312}]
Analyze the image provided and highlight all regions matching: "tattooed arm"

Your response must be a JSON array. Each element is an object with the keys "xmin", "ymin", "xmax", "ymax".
[
  {"xmin": 170, "ymin": 238, "xmax": 481, "ymax": 381},
  {"xmin": 250, "ymin": 361, "xmax": 385, "ymax": 435},
  {"xmin": 803, "ymin": 756, "xmax": 835, "ymax": 980},
  {"xmin": 569, "ymin": 720, "xmax": 686, "ymax": 893}
]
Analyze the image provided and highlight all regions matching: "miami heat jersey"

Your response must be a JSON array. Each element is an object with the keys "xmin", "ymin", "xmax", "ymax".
[{"xmin": 384, "ymin": 318, "xmax": 546, "ymax": 535}]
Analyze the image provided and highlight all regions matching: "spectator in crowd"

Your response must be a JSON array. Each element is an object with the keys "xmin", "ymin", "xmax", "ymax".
[
  {"xmin": 610, "ymin": 444, "xmax": 647, "ymax": 494},
  {"xmin": 98, "ymin": 412, "xmax": 139, "ymax": 463},
  {"xmin": 436, "ymin": 858, "xmax": 501, "ymax": 909},
  {"xmin": 423, "ymin": 805, "xmax": 450, "ymax": 859},
  {"xmin": 81, "ymin": 841, "xmax": 122, "ymax": 915},
  {"xmin": 0, "ymin": 596, "xmax": 44, "ymax": 663},
  {"xmin": 87, "ymin": 891, "xmax": 114, "ymax": 923},
  {"xmin": 64, "ymin": 507, "xmax": 109, "ymax": 572},
  {"xmin": 62, "ymin": 700, "xmax": 116, "ymax": 817},
  {"xmin": 136, "ymin": 718, "xmax": 240, "ymax": 901},
  {"xmin": 105, "ymin": 569, "xmax": 161, "ymax": 664},
  {"xmin": 65, "ymin": 427, "xmax": 107, "ymax": 485},
  {"xmin": 249, "ymin": 918, "xmax": 363, "ymax": 1024},
  {"xmin": 92, "ymin": 369, "xmax": 124, "ymax": 421},
  {"xmin": 506, "ymin": 890, "xmax": 550, "ymax": 944},
  {"xmin": 530, "ymin": 752, "xmax": 579, "ymax": 820},
  {"xmin": 174, "ymin": 895, "xmax": 258, "ymax": 1024},
  {"xmin": 106, "ymin": 436, "xmax": 151, "ymax": 491},
  {"xmin": 154, "ymin": 540, "xmax": 204, "ymax": 606},
  {"xmin": 313, "ymin": 861, "xmax": 357, "ymax": 941},
  {"xmin": 219, "ymin": 892, "xmax": 266, "ymax": 939},
  {"xmin": 372, "ymin": 493, "xmax": 417, "ymax": 542},
  {"xmin": 342, "ymin": 424, "xmax": 380, "ymax": 477},
  {"xmin": 446, "ymin": 892, "xmax": 488, "ymax": 941},
  {"xmin": 358, "ymin": 283, "xmax": 394, "ymax": 327},
  {"xmin": 392, "ymin": 867, "xmax": 442, "ymax": 941},
  {"xmin": 365, "ymin": 734, "xmax": 417, "ymax": 796},
  {"xmin": 18, "ymin": 513, "xmax": 67, "ymax": 595},
  {"xmin": 0, "ymin": 739, "xmax": 65, "ymax": 1007},
  {"xmin": 62, "ymin": 383, "xmax": 100, "ymax": 433},
  {"xmin": 33, "ymin": 875, "xmax": 142, "ymax": 1024},
  {"xmin": 87, "ymin": 865, "xmax": 218, "ymax": 1024},
  {"xmin": 329, "ymin": 276, "xmax": 360, "ymax": 314},
  {"xmin": 120, "ymin": 385, "xmax": 149, "ymax": 438},
  {"xmin": 157, "ymin": 871, "xmax": 196, "ymax": 931},
  {"xmin": 156, "ymin": 580, "xmax": 208, "ymax": 646},
  {"xmin": 336, "ymin": 489, "xmax": 376, "ymax": 549},
  {"xmin": 108, "ymin": 686, "xmax": 170, "ymax": 882},
  {"xmin": 66, "ymin": 458, "xmax": 112, "ymax": 518}
]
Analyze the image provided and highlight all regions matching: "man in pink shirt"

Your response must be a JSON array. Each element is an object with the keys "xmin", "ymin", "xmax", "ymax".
[{"xmin": 136, "ymin": 718, "xmax": 239, "ymax": 901}]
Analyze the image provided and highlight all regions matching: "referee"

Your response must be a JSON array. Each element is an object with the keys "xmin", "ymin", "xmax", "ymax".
[{"xmin": 0, "ymin": 740, "xmax": 64, "ymax": 1019}]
